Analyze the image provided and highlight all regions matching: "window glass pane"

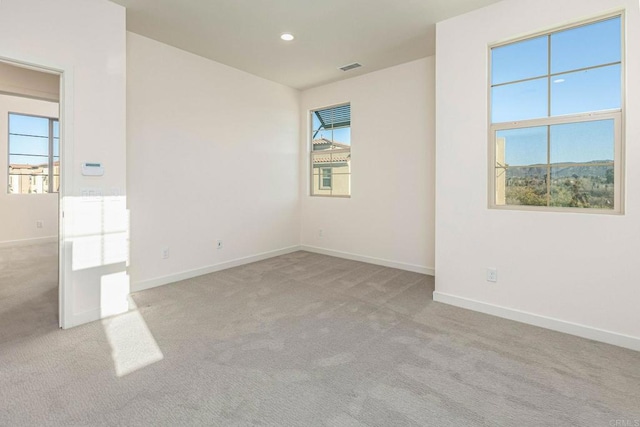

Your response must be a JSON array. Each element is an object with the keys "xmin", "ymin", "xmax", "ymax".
[
  {"xmin": 311, "ymin": 167, "xmax": 330, "ymax": 196},
  {"xmin": 331, "ymin": 127, "xmax": 350, "ymax": 145},
  {"xmin": 9, "ymin": 114, "xmax": 49, "ymax": 137},
  {"xmin": 551, "ymin": 64, "xmax": 621, "ymax": 116},
  {"xmin": 496, "ymin": 127, "xmax": 548, "ymax": 207},
  {"xmin": 311, "ymin": 151, "xmax": 330, "ymax": 166},
  {"xmin": 312, "ymin": 139, "xmax": 325, "ymax": 152},
  {"xmin": 312, "ymin": 127, "xmax": 350, "ymax": 148},
  {"xmin": 492, "ymin": 77, "xmax": 547, "ymax": 123},
  {"xmin": 320, "ymin": 168, "xmax": 332, "ymax": 189},
  {"xmin": 313, "ymin": 126, "xmax": 351, "ymax": 145},
  {"xmin": 8, "ymin": 115, "xmax": 58, "ymax": 193},
  {"xmin": 8, "ymin": 175, "xmax": 35, "ymax": 194},
  {"xmin": 52, "ymin": 120, "xmax": 59, "ymax": 138},
  {"xmin": 496, "ymin": 126, "xmax": 547, "ymax": 167},
  {"xmin": 7, "ymin": 173, "xmax": 48, "ymax": 194},
  {"xmin": 330, "ymin": 173, "xmax": 350, "ymax": 196},
  {"xmin": 550, "ymin": 165, "xmax": 614, "ymax": 209},
  {"xmin": 9, "ymin": 154, "xmax": 49, "ymax": 166},
  {"xmin": 311, "ymin": 104, "xmax": 350, "ymax": 197},
  {"xmin": 40, "ymin": 175, "xmax": 50, "ymax": 194},
  {"xmin": 501, "ymin": 166, "xmax": 548, "ymax": 206},
  {"xmin": 312, "ymin": 112, "xmax": 323, "ymax": 136},
  {"xmin": 551, "ymin": 17, "xmax": 621, "ymax": 74},
  {"xmin": 312, "ymin": 105, "xmax": 350, "ymax": 136},
  {"xmin": 492, "ymin": 36, "xmax": 548, "ymax": 85},
  {"xmin": 9, "ymin": 135, "xmax": 48, "ymax": 156},
  {"xmin": 53, "ymin": 138, "xmax": 59, "ymax": 157},
  {"xmin": 550, "ymin": 120, "xmax": 614, "ymax": 164}
]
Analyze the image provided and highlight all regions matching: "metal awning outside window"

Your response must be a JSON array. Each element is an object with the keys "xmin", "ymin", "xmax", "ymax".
[{"xmin": 312, "ymin": 104, "xmax": 350, "ymax": 138}]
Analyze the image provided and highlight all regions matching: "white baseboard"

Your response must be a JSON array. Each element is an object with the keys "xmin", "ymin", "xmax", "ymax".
[
  {"xmin": 300, "ymin": 245, "xmax": 434, "ymax": 276},
  {"xmin": 0, "ymin": 236, "xmax": 57, "ymax": 248},
  {"xmin": 433, "ymin": 291, "xmax": 640, "ymax": 352},
  {"xmin": 131, "ymin": 245, "xmax": 302, "ymax": 293}
]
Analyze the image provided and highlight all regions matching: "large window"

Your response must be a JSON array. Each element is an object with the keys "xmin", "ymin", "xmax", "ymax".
[
  {"xmin": 8, "ymin": 113, "xmax": 60, "ymax": 194},
  {"xmin": 310, "ymin": 103, "xmax": 351, "ymax": 197},
  {"xmin": 490, "ymin": 15, "xmax": 623, "ymax": 212}
]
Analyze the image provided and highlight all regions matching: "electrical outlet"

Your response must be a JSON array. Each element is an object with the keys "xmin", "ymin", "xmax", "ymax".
[
  {"xmin": 162, "ymin": 247, "xmax": 170, "ymax": 259},
  {"xmin": 318, "ymin": 229, "xmax": 324, "ymax": 238},
  {"xmin": 216, "ymin": 240, "xmax": 223, "ymax": 250},
  {"xmin": 486, "ymin": 268, "xmax": 498, "ymax": 283},
  {"xmin": 36, "ymin": 220, "xmax": 44, "ymax": 229}
]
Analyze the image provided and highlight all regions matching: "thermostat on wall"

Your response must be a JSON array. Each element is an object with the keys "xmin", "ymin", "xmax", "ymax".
[{"xmin": 82, "ymin": 162, "xmax": 104, "ymax": 176}]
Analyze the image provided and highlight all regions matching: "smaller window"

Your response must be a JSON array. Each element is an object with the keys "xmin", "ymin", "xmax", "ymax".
[
  {"xmin": 320, "ymin": 168, "xmax": 332, "ymax": 189},
  {"xmin": 8, "ymin": 113, "xmax": 60, "ymax": 194},
  {"xmin": 310, "ymin": 103, "xmax": 351, "ymax": 197}
]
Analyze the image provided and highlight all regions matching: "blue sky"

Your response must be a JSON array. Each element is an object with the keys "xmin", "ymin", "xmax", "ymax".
[
  {"xmin": 492, "ymin": 16, "xmax": 620, "ymax": 166},
  {"xmin": 9, "ymin": 113, "xmax": 59, "ymax": 166},
  {"xmin": 497, "ymin": 119, "xmax": 614, "ymax": 165},
  {"xmin": 312, "ymin": 112, "xmax": 351, "ymax": 146}
]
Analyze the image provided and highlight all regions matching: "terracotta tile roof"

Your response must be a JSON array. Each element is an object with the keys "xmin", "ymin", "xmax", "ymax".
[
  {"xmin": 312, "ymin": 154, "xmax": 350, "ymax": 163},
  {"xmin": 312, "ymin": 138, "xmax": 350, "ymax": 149},
  {"xmin": 9, "ymin": 164, "xmax": 45, "ymax": 169}
]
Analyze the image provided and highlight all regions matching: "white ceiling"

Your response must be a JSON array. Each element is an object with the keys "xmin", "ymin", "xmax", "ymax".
[{"xmin": 109, "ymin": 0, "xmax": 502, "ymax": 90}]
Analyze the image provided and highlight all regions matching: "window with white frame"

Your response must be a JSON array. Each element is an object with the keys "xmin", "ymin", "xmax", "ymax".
[
  {"xmin": 320, "ymin": 168, "xmax": 332, "ymax": 189},
  {"xmin": 8, "ymin": 113, "xmax": 60, "ymax": 194},
  {"xmin": 490, "ymin": 15, "xmax": 623, "ymax": 212},
  {"xmin": 310, "ymin": 103, "xmax": 350, "ymax": 197}
]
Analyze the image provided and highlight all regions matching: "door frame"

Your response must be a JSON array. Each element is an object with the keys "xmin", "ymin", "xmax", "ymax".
[{"xmin": 0, "ymin": 54, "xmax": 74, "ymax": 329}]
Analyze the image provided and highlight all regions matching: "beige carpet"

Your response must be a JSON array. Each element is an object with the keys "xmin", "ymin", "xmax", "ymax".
[{"xmin": 1, "ymin": 243, "xmax": 639, "ymax": 426}]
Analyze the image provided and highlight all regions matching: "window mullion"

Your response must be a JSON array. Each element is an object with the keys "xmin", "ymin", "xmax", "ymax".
[
  {"xmin": 547, "ymin": 34, "xmax": 552, "ymax": 118},
  {"xmin": 546, "ymin": 34, "xmax": 551, "ymax": 207},
  {"xmin": 546, "ymin": 125, "xmax": 551, "ymax": 207},
  {"xmin": 48, "ymin": 119, "xmax": 54, "ymax": 193},
  {"xmin": 491, "ymin": 110, "xmax": 621, "ymax": 131}
]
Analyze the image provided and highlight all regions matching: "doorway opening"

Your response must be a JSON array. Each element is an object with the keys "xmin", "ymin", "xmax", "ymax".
[{"xmin": 0, "ymin": 59, "xmax": 62, "ymax": 339}]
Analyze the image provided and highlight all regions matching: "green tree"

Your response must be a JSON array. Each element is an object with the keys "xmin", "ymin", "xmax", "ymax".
[{"xmin": 605, "ymin": 168, "xmax": 614, "ymax": 184}]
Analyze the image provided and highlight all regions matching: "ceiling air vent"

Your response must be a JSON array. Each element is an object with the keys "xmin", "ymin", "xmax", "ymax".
[{"xmin": 339, "ymin": 62, "xmax": 362, "ymax": 72}]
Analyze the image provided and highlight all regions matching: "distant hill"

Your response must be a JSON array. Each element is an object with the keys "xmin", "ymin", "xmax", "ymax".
[{"xmin": 505, "ymin": 160, "xmax": 613, "ymax": 179}]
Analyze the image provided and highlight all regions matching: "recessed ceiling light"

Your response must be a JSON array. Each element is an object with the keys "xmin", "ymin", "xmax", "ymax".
[{"xmin": 280, "ymin": 33, "xmax": 294, "ymax": 41}]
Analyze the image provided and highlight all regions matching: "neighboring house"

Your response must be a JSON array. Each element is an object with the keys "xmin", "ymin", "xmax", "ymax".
[
  {"xmin": 311, "ymin": 138, "xmax": 350, "ymax": 196},
  {"xmin": 8, "ymin": 161, "xmax": 60, "ymax": 194}
]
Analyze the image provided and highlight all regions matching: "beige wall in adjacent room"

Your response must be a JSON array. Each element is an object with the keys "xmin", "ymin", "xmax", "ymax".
[
  {"xmin": 0, "ymin": 62, "xmax": 59, "ymax": 102},
  {"xmin": 0, "ymin": 94, "xmax": 59, "ymax": 245}
]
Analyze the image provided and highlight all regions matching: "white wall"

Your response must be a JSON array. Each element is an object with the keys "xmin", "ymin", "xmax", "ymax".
[
  {"xmin": 126, "ymin": 33, "xmax": 300, "ymax": 289},
  {"xmin": 0, "ymin": 94, "xmax": 59, "ymax": 245},
  {"xmin": 300, "ymin": 58, "xmax": 435, "ymax": 274},
  {"xmin": 435, "ymin": 0, "xmax": 640, "ymax": 349},
  {"xmin": 0, "ymin": 0, "xmax": 127, "ymax": 327}
]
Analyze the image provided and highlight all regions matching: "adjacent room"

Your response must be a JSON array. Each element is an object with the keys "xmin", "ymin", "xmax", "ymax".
[
  {"xmin": 0, "ymin": 61, "xmax": 61, "ymax": 340},
  {"xmin": 0, "ymin": 0, "xmax": 638, "ymax": 425}
]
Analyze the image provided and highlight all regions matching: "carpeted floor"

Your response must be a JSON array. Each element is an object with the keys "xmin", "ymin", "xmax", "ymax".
[{"xmin": 1, "ymin": 243, "xmax": 639, "ymax": 426}]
